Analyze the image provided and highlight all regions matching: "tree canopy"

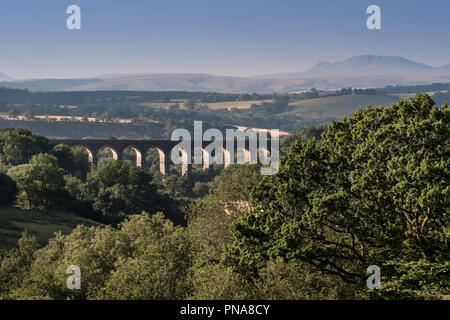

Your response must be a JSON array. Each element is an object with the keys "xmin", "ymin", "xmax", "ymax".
[
  {"xmin": 0, "ymin": 128, "xmax": 51, "ymax": 171},
  {"xmin": 227, "ymin": 94, "xmax": 449, "ymax": 298},
  {"xmin": 83, "ymin": 160, "xmax": 165, "ymax": 224},
  {"xmin": 7, "ymin": 154, "xmax": 67, "ymax": 210}
]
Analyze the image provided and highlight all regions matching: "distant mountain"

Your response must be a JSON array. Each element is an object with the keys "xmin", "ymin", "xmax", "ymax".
[
  {"xmin": 71, "ymin": 73, "xmax": 273, "ymax": 92},
  {"xmin": 1, "ymin": 74, "xmax": 288, "ymax": 93},
  {"xmin": 0, "ymin": 72, "xmax": 11, "ymax": 81},
  {"xmin": 257, "ymin": 55, "xmax": 450, "ymax": 79},
  {"xmin": 0, "ymin": 78, "xmax": 101, "ymax": 91},
  {"xmin": 1, "ymin": 56, "xmax": 449, "ymax": 93}
]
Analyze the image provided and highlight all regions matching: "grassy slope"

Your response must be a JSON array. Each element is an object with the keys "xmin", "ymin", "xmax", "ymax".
[
  {"xmin": 285, "ymin": 94, "xmax": 401, "ymax": 120},
  {"xmin": 204, "ymin": 100, "xmax": 272, "ymax": 110},
  {"xmin": 0, "ymin": 207, "xmax": 103, "ymax": 251},
  {"xmin": 139, "ymin": 99, "xmax": 271, "ymax": 110}
]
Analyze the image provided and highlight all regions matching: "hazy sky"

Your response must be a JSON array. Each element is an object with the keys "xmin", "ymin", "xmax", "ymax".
[{"xmin": 1, "ymin": 0, "xmax": 449, "ymax": 79}]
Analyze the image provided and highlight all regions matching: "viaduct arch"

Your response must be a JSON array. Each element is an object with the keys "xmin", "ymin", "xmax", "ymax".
[{"xmin": 49, "ymin": 139, "xmax": 271, "ymax": 176}]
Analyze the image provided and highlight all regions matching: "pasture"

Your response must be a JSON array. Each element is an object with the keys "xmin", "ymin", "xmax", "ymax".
[
  {"xmin": 285, "ymin": 94, "xmax": 401, "ymax": 120},
  {"xmin": 0, "ymin": 207, "xmax": 102, "ymax": 251}
]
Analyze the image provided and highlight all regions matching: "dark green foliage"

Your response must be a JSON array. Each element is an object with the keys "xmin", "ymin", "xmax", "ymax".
[
  {"xmin": 253, "ymin": 259, "xmax": 355, "ymax": 299},
  {"xmin": 7, "ymin": 109, "xmax": 19, "ymax": 118},
  {"xmin": 52, "ymin": 144, "xmax": 90, "ymax": 179},
  {"xmin": 0, "ymin": 94, "xmax": 447, "ymax": 300},
  {"xmin": 3, "ymin": 213, "xmax": 190, "ymax": 300},
  {"xmin": 365, "ymin": 260, "xmax": 450, "ymax": 299},
  {"xmin": 280, "ymin": 125, "xmax": 326, "ymax": 155},
  {"xmin": 227, "ymin": 94, "xmax": 449, "ymax": 298},
  {"xmin": 0, "ymin": 87, "xmax": 273, "ymax": 106},
  {"xmin": 187, "ymin": 165, "xmax": 263, "ymax": 298},
  {"xmin": 100, "ymin": 213, "xmax": 191, "ymax": 299},
  {"xmin": 0, "ymin": 232, "xmax": 39, "ymax": 298},
  {"xmin": 83, "ymin": 160, "xmax": 165, "ymax": 224},
  {"xmin": 0, "ymin": 128, "xmax": 51, "ymax": 170},
  {"xmin": 382, "ymin": 83, "xmax": 450, "ymax": 94},
  {"xmin": 0, "ymin": 173, "xmax": 17, "ymax": 205},
  {"xmin": 7, "ymin": 154, "xmax": 67, "ymax": 210},
  {"xmin": 432, "ymin": 90, "xmax": 450, "ymax": 107},
  {"xmin": 23, "ymin": 110, "xmax": 34, "ymax": 120}
]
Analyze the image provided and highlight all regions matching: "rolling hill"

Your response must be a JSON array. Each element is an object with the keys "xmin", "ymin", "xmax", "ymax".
[
  {"xmin": 284, "ymin": 94, "xmax": 401, "ymax": 120},
  {"xmin": 0, "ymin": 207, "xmax": 102, "ymax": 250},
  {"xmin": 258, "ymin": 55, "xmax": 450, "ymax": 78},
  {"xmin": 0, "ymin": 72, "xmax": 11, "ymax": 81},
  {"xmin": 1, "ymin": 55, "xmax": 449, "ymax": 93}
]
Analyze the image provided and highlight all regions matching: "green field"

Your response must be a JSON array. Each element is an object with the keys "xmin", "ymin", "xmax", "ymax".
[
  {"xmin": 138, "ymin": 95, "xmax": 403, "ymax": 118},
  {"xmin": 0, "ymin": 207, "xmax": 102, "ymax": 251},
  {"xmin": 285, "ymin": 94, "xmax": 401, "ymax": 120},
  {"xmin": 139, "ymin": 99, "xmax": 271, "ymax": 110},
  {"xmin": 205, "ymin": 100, "xmax": 272, "ymax": 110}
]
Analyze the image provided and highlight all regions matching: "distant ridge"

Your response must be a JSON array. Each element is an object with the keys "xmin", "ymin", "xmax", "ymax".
[
  {"xmin": 256, "ymin": 55, "xmax": 450, "ymax": 79},
  {"xmin": 1, "ymin": 55, "xmax": 449, "ymax": 93},
  {"xmin": 0, "ymin": 78, "xmax": 101, "ymax": 91},
  {"xmin": 0, "ymin": 72, "xmax": 11, "ymax": 81}
]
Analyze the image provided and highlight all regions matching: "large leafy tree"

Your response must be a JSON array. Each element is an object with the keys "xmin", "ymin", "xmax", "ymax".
[
  {"xmin": 188, "ymin": 165, "xmax": 262, "ymax": 265},
  {"xmin": 0, "ymin": 232, "xmax": 39, "ymax": 298},
  {"xmin": 100, "ymin": 213, "xmax": 191, "ymax": 299},
  {"xmin": 0, "ymin": 172, "xmax": 18, "ymax": 205},
  {"xmin": 188, "ymin": 164, "xmax": 351, "ymax": 299},
  {"xmin": 6, "ymin": 213, "xmax": 190, "ymax": 300},
  {"xmin": 280, "ymin": 125, "xmax": 326, "ymax": 155},
  {"xmin": 52, "ymin": 144, "xmax": 90, "ymax": 179},
  {"xmin": 0, "ymin": 128, "xmax": 51, "ymax": 171},
  {"xmin": 83, "ymin": 160, "xmax": 164, "ymax": 223},
  {"xmin": 7, "ymin": 154, "xmax": 67, "ymax": 210},
  {"xmin": 227, "ymin": 94, "xmax": 449, "ymax": 298},
  {"xmin": 188, "ymin": 165, "xmax": 263, "ymax": 299}
]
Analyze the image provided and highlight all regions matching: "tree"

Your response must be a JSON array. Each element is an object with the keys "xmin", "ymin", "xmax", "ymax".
[
  {"xmin": 8, "ymin": 213, "xmax": 191, "ymax": 300},
  {"xmin": 8, "ymin": 109, "xmax": 19, "ymax": 119},
  {"xmin": 189, "ymin": 264, "xmax": 252, "ymax": 299},
  {"xmin": 310, "ymin": 88, "xmax": 319, "ymax": 98},
  {"xmin": 83, "ymin": 160, "xmax": 164, "ymax": 223},
  {"xmin": 273, "ymin": 95, "xmax": 289, "ymax": 106},
  {"xmin": 23, "ymin": 110, "xmax": 34, "ymax": 120},
  {"xmin": 52, "ymin": 144, "xmax": 90, "ymax": 179},
  {"xmin": 100, "ymin": 213, "xmax": 191, "ymax": 299},
  {"xmin": 0, "ymin": 128, "xmax": 51, "ymax": 169},
  {"xmin": 253, "ymin": 259, "xmax": 354, "ymax": 299},
  {"xmin": 0, "ymin": 102, "xmax": 7, "ymax": 112},
  {"xmin": 0, "ymin": 232, "xmax": 39, "ymax": 298},
  {"xmin": 7, "ymin": 154, "xmax": 66, "ymax": 210},
  {"xmin": 99, "ymin": 112, "xmax": 111, "ymax": 121},
  {"xmin": 193, "ymin": 181, "xmax": 209, "ymax": 197},
  {"xmin": 184, "ymin": 99, "xmax": 196, "ymax": 111},
  {"xmin": 227, "ymin": 94, "xmax": 449, "ymax": 298},
  {"xmin": 188, "ymin": 165, "xmax": 263, "ymax": 297},
  {"xmin": 0, "ymin": 173, "xmax": 18, "ymax": 205},
  {"xmin": 280, "ymin": 125, "xmax": 326, "ymax": 155},
  {"xmin": 188, "ymin": 165, "xmax": 262, "ymax": 264}
]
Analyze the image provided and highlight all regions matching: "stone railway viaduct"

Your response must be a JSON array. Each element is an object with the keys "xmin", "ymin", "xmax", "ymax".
[{"xmin": 49, "ymin": 139, "xmax": 271, "ymax": 176}]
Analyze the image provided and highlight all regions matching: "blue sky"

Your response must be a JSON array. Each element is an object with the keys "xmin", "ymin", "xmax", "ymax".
[{"xmin": 1, "ymin": 0, "xmax": 449, "ymax": 79}]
